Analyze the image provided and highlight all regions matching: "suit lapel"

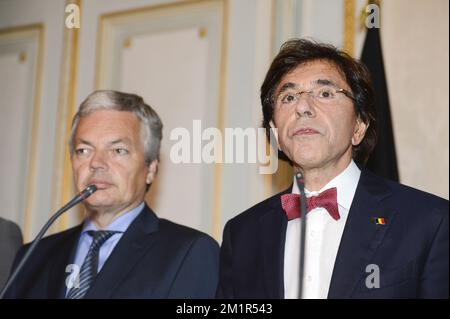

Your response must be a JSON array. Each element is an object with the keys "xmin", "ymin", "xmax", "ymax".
[
  {"xmin": 84, "ymin": 205, "xmax": 159, "ymax": 298},
  {"xmin": 259, "ymin": 187, "xmax": 291, "ymax": 299},
  {"xmin": 47, "ymin": 226, "xmax": 82, "ymax": 298},
  {"xmin": 328, "ymin": 170, "xmax": 396, "ymax": 298}
]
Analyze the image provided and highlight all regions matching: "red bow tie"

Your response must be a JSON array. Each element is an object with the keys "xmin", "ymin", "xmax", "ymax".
[{"xmin": 281, "ymin": 187, "xmax": 340, "ymax": 221}]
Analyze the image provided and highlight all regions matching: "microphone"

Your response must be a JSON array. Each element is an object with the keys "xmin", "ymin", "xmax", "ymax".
[
  {"xmin": 0, "ymin": 185, "xmax": 98, "ymax": 298},
  {"xmin": 295, "ymin": 173, "xmax": 307, "ymax": 299}
]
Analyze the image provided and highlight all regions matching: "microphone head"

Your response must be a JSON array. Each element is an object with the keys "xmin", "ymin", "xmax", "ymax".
[
  {"xmin": 295, "ymin": 172, "xmax": 304, "ymax": 183},
  {"xmin": 79, "ymin": 185, "xmax": 98, "ymax": 200},
  {"xmin": 295, "ymin": 172, "xmax": 305, "ymax": 191},
  {"xmin": 86, "ymin": 184, "xmax": 98, "ymax": 194}
]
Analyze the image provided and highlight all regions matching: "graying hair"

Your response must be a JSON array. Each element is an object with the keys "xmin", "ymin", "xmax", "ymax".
[{"xmin": 69, "ymin": 90, "xmax": 163, "ymax": 164}]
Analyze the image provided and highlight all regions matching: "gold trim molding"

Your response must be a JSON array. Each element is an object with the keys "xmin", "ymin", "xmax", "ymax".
[
  {"xmin": 343, "ymin": 0, "xmax": 356, "ymax": 56},
  {"xmin": 53, "ymin": 0, "xmax": 82, "ymax": 232},
  {"xmin": 0, "ymin": 24, "xmax": 45, "ymax": 241}
]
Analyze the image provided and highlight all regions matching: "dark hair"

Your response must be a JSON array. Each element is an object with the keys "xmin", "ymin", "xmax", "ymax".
[{"xmin": 261, "ymin": 38, "xmax": 377, "ymax": 164}]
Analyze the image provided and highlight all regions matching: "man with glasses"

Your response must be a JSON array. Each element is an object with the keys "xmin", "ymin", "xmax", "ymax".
[{"xmin": 217, "ymin": 39, "xmax": 448, "ymax": 299}]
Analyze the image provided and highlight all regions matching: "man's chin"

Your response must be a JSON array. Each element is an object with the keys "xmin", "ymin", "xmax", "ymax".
[
  {"xmin": 291, "ymin": 156, "xmax": 324, "ymax": 170},
  {"xmin": 82, "ymin": 194, "xmax": 114, "ymax": 209}
]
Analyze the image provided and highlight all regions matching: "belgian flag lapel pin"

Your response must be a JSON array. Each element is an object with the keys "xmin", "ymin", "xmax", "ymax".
[{"xmin": 374, "ymin": 217, "xmax": 386, "ymax": 225}]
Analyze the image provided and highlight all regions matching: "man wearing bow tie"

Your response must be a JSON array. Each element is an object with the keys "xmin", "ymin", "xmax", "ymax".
[{"xmin": 217, "ymin": 39, "xmax": 448, "ymax": 299}]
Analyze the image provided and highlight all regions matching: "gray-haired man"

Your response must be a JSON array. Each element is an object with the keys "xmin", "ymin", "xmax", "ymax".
[{"xmin": 5, "ymin": 90, "xmax": 219, "ymax": 299}]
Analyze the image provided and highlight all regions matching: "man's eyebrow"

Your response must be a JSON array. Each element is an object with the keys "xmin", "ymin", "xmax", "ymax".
[
  {"xmin": 75, "ymin": 139, "xmax": 94, "ymax": 147},
  {"xmin": 107, "ymin": 138, "xmax": 132, "ymax": 146},
  {"xmin": 75, "ymin": 138, "xmax": 132, "ymax": 147},
  {"xmin": 312, "ymin": 79, "xmax": 340, "ymax": 88},
  {"xmin": 276, "ymin": 82, "xmax": 298, "ymax": 97},
  {"xmin": 276, "ymin": 79, "xmax": 340, "ymax": 97}
]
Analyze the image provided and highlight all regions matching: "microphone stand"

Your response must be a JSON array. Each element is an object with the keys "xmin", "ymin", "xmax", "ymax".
[
  {"xmin": 0, "ymin": 185, "xmax": 97, "ymax": 299},
  {"xmin": 295, "ymin": 173, "xmax": 307, "ymax": 299}
]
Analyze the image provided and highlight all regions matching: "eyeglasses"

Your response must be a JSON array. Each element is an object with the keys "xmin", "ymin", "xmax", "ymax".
[{"xmin": 276, "ymin": 85, "xmax": 356, "ymax": 107}]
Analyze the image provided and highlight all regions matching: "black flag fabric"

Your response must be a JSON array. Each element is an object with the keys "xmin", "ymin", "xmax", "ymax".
[{"xmin": 361, "ymin": 26, "xmax": 399, "ymax": 182}]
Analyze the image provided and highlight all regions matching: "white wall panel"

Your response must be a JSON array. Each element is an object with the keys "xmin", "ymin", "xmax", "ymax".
[
  {"xmin": 0, "ymin": 0, "xmax": 66, "ymax": 241},
  {"xmin": 95, "ymin": 1, "xmax": 224, "ymax": 234}
]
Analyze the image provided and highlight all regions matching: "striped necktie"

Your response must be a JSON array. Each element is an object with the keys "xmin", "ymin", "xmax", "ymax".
[{"xmin": 66, "ymin": 230, "xmax": 117, "ymax": 299}]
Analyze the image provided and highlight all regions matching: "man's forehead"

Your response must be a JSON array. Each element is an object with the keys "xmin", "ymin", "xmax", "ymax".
[
  {"xmin": 284, "ymin": 60, "xmax": 345, "ymax": 81},
  {"xmin": 76, "ymin": 110, "xmax": 141, "ymax": 131},
  {"xmin": 74, "ymin": 136, "xmax": 133, "ymax": 145},
  {"xmin": 277, "ymin": 79, "xmax": 340, "ymax": 91},
  {"xmin": 276, "ymin": 61, "xmax": 348, "ymax": 92},
  {"xmin": 74, "ymin": 111, "xmax": 143, "ymax": 143}
]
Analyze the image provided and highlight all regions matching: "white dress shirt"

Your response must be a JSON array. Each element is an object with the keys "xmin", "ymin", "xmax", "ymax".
[{"xmin": 283, "ymin": 160, "xmax": 361, "ymax": 299}]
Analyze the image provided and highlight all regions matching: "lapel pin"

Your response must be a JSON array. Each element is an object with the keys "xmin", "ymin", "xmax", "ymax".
[{"xmin": 374, "ymin": 217, "xmax": 386, "ymax": 225}]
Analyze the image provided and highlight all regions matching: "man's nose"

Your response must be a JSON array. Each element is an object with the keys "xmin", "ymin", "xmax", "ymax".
[
  {"xmin": 89, "ymin": 150, "xmax": 108, "ymax": 171},
  {"xmin": 295, "ymin": 93, "xmax": 316, "ymax": 118}
]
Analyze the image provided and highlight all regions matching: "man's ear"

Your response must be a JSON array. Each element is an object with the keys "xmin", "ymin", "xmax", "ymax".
[
  {"xmin": 351, "ymin": 118, "xmax": 369, "ymax": 146},
  {"xmin": 146, "ymin": 160, "xmax": 158, "ymax": 185},
  {"xmin": 269, "ymin": 120, "xmax": 281, "ymax": 150}
]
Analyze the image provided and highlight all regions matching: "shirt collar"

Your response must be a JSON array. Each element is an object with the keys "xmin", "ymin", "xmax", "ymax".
[
  {"xmin": 292, "ymin": 160, "xmax": 361, "ymax": 210},
  {"xmin": 81, "ymin": 202, "xmax": 145, "ymax": 233}
]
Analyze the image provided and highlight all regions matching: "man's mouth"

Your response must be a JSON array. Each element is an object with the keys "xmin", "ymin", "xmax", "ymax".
[
  {"xmin": 87, "ymin": 180, "xmax": 113, "ymax": 190},
  {"xmin": 293, "ymin": 127, "xmax": 320, "ymax": 136}
]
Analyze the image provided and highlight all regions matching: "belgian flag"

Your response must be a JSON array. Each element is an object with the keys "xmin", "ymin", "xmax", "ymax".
[{"xmin": 361, "ymin": 20, "xmax": 399, "ymax": 182}]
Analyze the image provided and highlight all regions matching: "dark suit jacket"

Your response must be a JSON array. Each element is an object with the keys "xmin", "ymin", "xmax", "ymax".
[
  {"xmin": 5, "ymin": 204, "xmax": 219, "ymax": 298},
  {"xmin": 217, "ymin": 169, "xmax": 449, "ymax": 299},
  {"xmin": 0, "ymin": 218, "xmax": 23, "ymax": 289}
]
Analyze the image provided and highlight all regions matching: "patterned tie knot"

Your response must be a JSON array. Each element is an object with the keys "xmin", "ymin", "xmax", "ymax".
[
  {"xmin": 87, "ymin": 230, "xmax": 118, "ymax": 251},
  {"xmin": 308, "ymin": 195, "xmax": 319, "ymax": 208}
]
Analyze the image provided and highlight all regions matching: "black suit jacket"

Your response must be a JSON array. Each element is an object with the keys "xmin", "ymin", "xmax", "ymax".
[
  {"xmin": 217, "ymin": 169, "xmax": 449, "ymax": 298},
  {"xmin": 0, "ymin": 218, "xmax": 23, "ymax": 289},
  {"xmin": 6, "ymin": 204, "xmax": 219, "ymax": 298}
]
